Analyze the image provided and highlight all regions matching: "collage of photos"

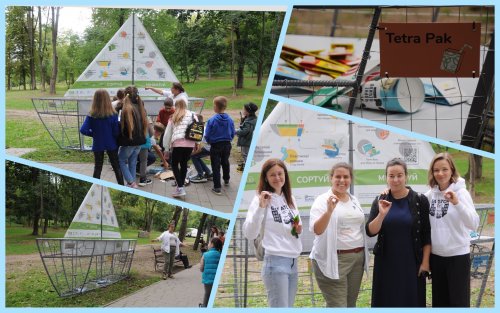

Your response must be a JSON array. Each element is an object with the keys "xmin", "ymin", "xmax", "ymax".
[{"xmin": 2, "ymin": 3, "xmax": 496, "ymax": 311}]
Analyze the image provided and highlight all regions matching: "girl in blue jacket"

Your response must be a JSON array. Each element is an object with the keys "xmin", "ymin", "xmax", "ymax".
[
  {"xmin": 200, "ymin": 237, "xmax": 223, "ymax": 307},
  {"xmin": 80, "ymin": 89, "xmax": 124, "ymax": 185}
]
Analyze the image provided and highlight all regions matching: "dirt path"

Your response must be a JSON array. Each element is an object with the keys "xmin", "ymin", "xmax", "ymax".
[{"xmin": 6, "ymin": 243, "xmax": 202, "ymax": 280}]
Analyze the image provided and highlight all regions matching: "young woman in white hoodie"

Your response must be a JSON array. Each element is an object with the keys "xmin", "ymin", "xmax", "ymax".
[
  {"xmin": 243, "ymin": 158, "xmax": 303, "ymax": 307},
  {"xmin": 425, "ymin": 152, "xmax": 479, "ymax": 307}
]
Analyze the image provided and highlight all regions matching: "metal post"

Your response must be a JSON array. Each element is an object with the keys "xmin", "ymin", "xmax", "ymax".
[
  {"xmin": 132, "ymin": 13, "xmax": 135, "ymax": 85},
  {"xmin": 347, "ymin": 6, "xmax": 382, "ymax": 114},
  {"xmin": 461, "ymin": 34, "xmax": 494, "ymax": 149},
  {"xmin": 330, "ymin": 9, "xmax": 339, "ymax": 37}
]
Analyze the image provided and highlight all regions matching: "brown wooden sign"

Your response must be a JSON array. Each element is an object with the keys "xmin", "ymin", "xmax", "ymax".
[{"xmin": 379, "ymin": 23, "xmax": 480, "ymax": 77}]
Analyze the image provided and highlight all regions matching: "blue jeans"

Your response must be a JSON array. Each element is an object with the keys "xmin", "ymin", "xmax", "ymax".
[
  {"xmin": 262, "ymin": 254, "xmax": 298, "ymax": 307},
  {"xmin": 191, "ymin": 148, "xmax": 211, "ymax": 176},
  {"xmin": 118, "ymin": 145, "xmax": 141, "ymax": 183}
]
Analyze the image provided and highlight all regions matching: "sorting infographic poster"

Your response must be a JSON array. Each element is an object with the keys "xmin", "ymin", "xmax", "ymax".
[{"xmin": 242, "ymin": 102, "xmax": 435, "ymax": 209}]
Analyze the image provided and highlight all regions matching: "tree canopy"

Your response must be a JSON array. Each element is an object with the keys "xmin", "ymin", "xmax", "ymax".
[{"xmin": 6, "ymin": 7, "xmax": 284, "ymax": 92}]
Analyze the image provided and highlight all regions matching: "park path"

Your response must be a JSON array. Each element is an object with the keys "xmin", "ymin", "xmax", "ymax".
[{"xmin": 105, "ymin": 266, "xmax": 205, "ymax": 307}]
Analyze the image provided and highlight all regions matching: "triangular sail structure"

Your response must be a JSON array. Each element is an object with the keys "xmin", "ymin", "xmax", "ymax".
[
  {"xmin": 64, "ymin": 14, "xmax": 178, "ymax": 98},
  {"xmin": 37, "ymin": 184, "xmax": 136, "ymax": 297},
  {"xmin": 65, "ymin": 184, "xmax": 121, "ymax": 239}
]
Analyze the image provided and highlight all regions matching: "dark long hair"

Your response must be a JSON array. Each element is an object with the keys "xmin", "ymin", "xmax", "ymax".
[
  {"xmin": 211, "ymin": 237, "xmax": 223, "ymax": 252},
  {"xmin": 257, "ymin": 158, "xmax": 294, "ymax": 209}
]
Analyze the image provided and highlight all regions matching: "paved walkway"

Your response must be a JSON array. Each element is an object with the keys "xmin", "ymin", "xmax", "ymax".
[
  {"xmin": 41, "ymin": 161, "xmax": 240, "ymax": 213},
  {"xmin": 106, "ymin": 266, "xmax": 205, "ymax": 307}
]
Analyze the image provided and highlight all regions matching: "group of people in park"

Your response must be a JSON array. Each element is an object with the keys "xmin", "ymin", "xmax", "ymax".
[
  {"xmin": 153, "ymin": 222, "xmax": 224, "ymax": 307},
  {"xmin": 244, "ymin": 153, "xmax": 479, "ymax": 308},
  {"xmin": 79, "ymin": 82, "xmax": 257, "ymax": 198}
]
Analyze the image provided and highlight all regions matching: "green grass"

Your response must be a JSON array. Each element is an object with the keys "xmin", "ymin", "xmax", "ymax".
[
  {"xmin": 6, "ymin": 77, "xmax": 267, "ymax": 111},
  {"xmin": 5, "ymin": 119, "xmax": 95, "ymax": 162},
  {"xmin": 6, "ymin": 268, "xmax": 160, "ymax": 307},
  {"xmin": 6, "ymin": 225, "xmax": 197, "ymax": 255}
]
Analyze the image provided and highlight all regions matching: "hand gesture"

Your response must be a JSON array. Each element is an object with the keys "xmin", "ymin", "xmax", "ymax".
[
  {"xmin": 259, "ymin": 191, "xmax": 272, "ymax": 208},
  {"xmin": 327, "ymin": 195, "xmax": 339, "ymax": 213},
  {"xmin": 418, "ymin": 262, "xmax": 430, "ymax": 278},
  {"xmin": 444, "ymin": 190, "xmax": 459, "ymax": 205},
  {"xmin": 295, "ymin": 223, "xmax": 303, "ymax": 235},
  {"xmin": 378, "ymin": 199, "xmax": 392, "ymax": 217}
]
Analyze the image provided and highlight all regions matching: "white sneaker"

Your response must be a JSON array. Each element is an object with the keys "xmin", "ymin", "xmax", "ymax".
[{"xmin": 172, "ymin": 187, "xmax": 186, "ymax": 198}]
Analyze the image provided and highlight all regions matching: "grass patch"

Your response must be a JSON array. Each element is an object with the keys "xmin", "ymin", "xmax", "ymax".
[
  {"xmin": 5, "ymin": 119, "xmax": 95, "ymax": 162},
  {"xmin": 6, "ymin": 268, "xmax": 160, "ymax": 307}
]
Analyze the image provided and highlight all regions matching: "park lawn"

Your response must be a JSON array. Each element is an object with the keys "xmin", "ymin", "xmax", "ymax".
[
  {"xmin": 5, "ymin": 119, "xmax": 95, "ymax": 163},
  {"xmin": 6, "ymin": 268, "xmax": 159, "ymax": 307},
  {"xmin": 6, "ymin": 225, "xmax": 197, "ymax": 255},
  {"xmin": 6, "ymin": 77, "xmax": 268, "ymax": 111}
]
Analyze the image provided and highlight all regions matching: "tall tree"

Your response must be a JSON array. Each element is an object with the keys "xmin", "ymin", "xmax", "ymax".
[
  {"xmin": 194, "ymin": 213, "xmax": 208, "ymax": 250},
  {"xmin": 38, "ymin": 6, "xmax": 50, "ymax": 92},
  {"xmin": 178, "ymin": 208, "xmax": 189, "ymax": 242},
  {"xmin": 49, "ymin": 6, "xmax": 60, "ymax": 94},
  {"xmin": 25, "ymin": 6, "xmax": 37, "ymax": 90},
  {"xmin": 143, "ymin": 198, "xmax": 157, "ymax": 232}
]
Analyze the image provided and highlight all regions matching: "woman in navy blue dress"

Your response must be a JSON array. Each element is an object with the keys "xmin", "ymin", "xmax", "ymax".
[{"xmin": 366, "ymin": 158, "xmax": 431, "ymax": 307}]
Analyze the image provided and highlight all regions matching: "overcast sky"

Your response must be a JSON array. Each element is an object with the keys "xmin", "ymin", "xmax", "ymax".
[{"xmin": 58, "ymin": 7, "xmax": 93, "ymax": 35}]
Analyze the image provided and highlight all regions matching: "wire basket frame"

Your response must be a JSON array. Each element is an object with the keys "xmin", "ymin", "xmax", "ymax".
[
  {"xmin": 32, "ymin": 97, "xmax": 205, "ymax": 151},
  {"xmin": 36, "ymin": 238, "xmax": 137, "ymax": 297}
]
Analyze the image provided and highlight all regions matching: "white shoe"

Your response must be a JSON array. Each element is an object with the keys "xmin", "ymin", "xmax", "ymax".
[{"xmin": 172, "ymin": 187, "xmax": 186, "ymax": 197}]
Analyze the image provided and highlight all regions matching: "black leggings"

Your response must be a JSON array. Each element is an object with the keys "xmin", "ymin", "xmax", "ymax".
[
  {"xmin": 203, "ymin": 283, "xmax": 213, "ymax": 307},
  {"xmin": 93, "ymin": 150, "xmax": 124, "ymax": 185},
  {"xmin": 171, "ymin": 147, "xmax": 193, "ymax": 187}
]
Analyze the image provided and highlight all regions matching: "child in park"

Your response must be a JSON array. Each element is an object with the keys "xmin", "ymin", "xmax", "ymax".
[
  {"xmin": 236, "ymin": 102, "xmax": 258, "ymax": 172},
  {"xmin": 80, "ymin": 89, "xmax": 124, "ymax": 185},
  {"xmin": 204, "ymin": 96, "xmax": 235, "ymax": 195},
  {"xmin": 137, "ymin": 118, "xmax": 156, "ymax": 186},
  {"xmin": 117, "ymin": 86, "xmax": 148, "ymax": 188},
  {"xmin": 190, "ymin": 114, "xmax": 213, "ymax": 183},
  {"xmin": 156, "ymin": 97, "xmax": 175, "ymax": 127},
  {"xmin": 200, "ymin": 237, "xmax": 223, "ymax": 307},
  {"xmin": 153, "ymin": 122, "xmax": 170, "ymax": 170}
]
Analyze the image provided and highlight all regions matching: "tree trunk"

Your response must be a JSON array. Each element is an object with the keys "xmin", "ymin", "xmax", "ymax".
[
  {"xmin": 231, "ymin": 25, "xmax": 237, "ymax": 96},
  {"xmin": 26, "ymin": 6, "xmax": 37, "ymax": 90},
  {"xmin": 172, "ymin": 206, "xmax": 183, "ymax": 227},
  {"xmin": 43, "ymin": 218, "xmax": 48, "ymax": 234},
  {"xmin": 468, "ymin": 154, "xmax": 476, "ymax": 198},
  {"xmin": 178, "ymin": 208, "xmax": 189, "ymax": 242},
  {"xmin": 143, "ymin": 199, "xmax": 156, "ymax": 232},
  {"xmin": 256, "ymin": 12, "xmax": 265, "ymax": 87},
  {"xmin": 193, "ymin": 213, "xmax": 208, "ymax": 250},
  {"xmin": 38, "ymin": 6, "xmax": 49, "ymax": 92},
  {"xmin": 235, "ymin": 25, "xmax": 245, "ymax": 89},
  {"xmin": 465, "ymin": 155, "xmax": 483, "ymax": 180},
  {"xmin": 31, "ymin": 168, "xmax": 40, "ymax": 236},
  {"xmin": 49, "ymin": 7, "xmax": 59, "ymax": 95}
]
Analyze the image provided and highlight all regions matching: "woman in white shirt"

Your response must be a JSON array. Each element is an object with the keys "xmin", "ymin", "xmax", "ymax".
[
  {"xmin": 145, "ymin": 82, "xmax": 189, "ymax": 105},
  {"xmin": 309, "ymin": 162, "xmax": 369, "ymax": 307},
  {"xmin": 425, "ymin": 152, "xmax": 479, "ymax": 307},
  {"xmin": 243, "ymin": 158, "xmax": 303, "ymax": 307}
]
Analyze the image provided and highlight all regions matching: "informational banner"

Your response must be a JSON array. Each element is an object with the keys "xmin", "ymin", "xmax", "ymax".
[
  {"xmin": 65, "ymin": 184, "xmax": 121, "ymax": 238},
  {"xmin": 65, "ymin": 14, "xmax": 178, "ymax": 98},
  {"xmin": 240, "ymin": 102, "xmax": 436, "ymax": 210},
  {"xmin": 379, "ymin": 23, "xmax": 480, "ymax": 77}
]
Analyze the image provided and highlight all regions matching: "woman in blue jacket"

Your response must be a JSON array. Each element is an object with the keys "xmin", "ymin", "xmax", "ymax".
[
  {"xmin": 80, "ymin": 89, "xmax": 124, "ymax": 185},
  {"xmin": 200, "ymin": 237, "xmax": 223, "ymax": 307}
]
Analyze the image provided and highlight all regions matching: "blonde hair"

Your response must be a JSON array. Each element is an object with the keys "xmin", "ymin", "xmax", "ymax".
[
  {"xmin": 120, "ymin": 85, "xmax": 148, "ymax": 139},
  {"xmin": 90, "ymin": 89, "xmax": 116, "ymax": 118},
  {"xmin": 213, "ymin": 96, "xmax": 227, "ymax": 111},
  {"xmin": 171, "ymin": 99, "xmax": 188, "ymax": 125},
  {"xmin": 428, "ymin": 152, "xmax": 460, "ymax": 188}
]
